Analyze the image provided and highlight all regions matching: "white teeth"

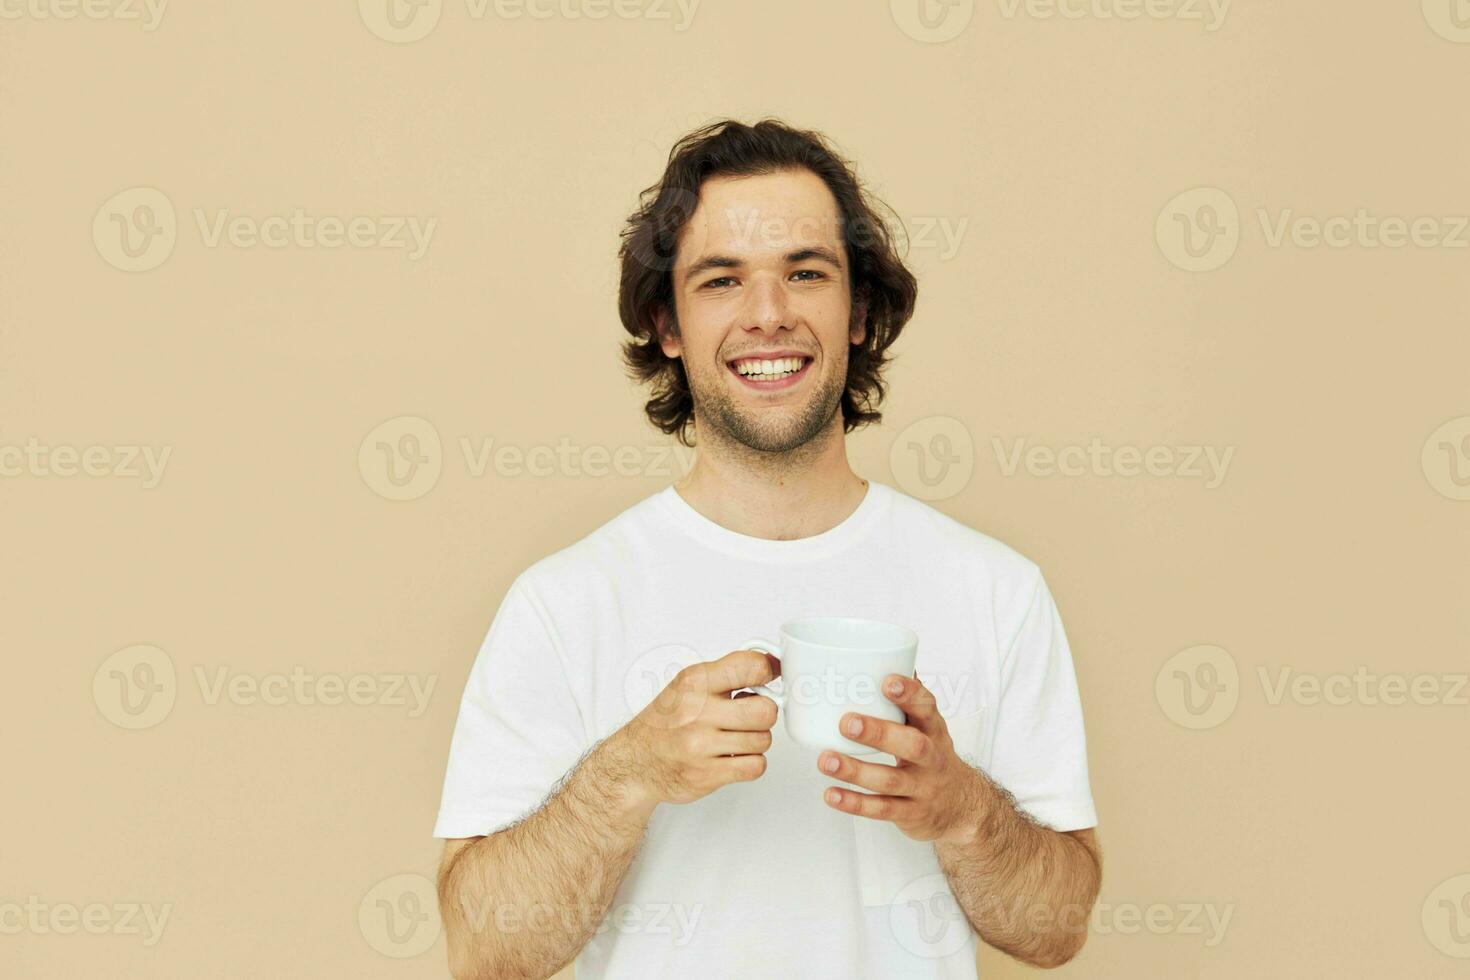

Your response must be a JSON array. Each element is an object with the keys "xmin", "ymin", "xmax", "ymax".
[{"xmin": 735, "ymin": 356, "xmax": 806, "ymax": 377}]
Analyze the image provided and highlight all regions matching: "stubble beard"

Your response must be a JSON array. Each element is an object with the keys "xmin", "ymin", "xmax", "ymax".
[{"xmin": 689, "ymin": 349, "xmax": 849, "ymax": 457}]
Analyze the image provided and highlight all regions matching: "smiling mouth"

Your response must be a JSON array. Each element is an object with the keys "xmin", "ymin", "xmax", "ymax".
[{"xmin": 726, "ymin": 355, "xmax": 813, "ymax": 390}]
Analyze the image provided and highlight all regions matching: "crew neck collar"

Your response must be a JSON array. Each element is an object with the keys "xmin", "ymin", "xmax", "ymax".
[{"xmin": 655, "ymin": 479, "xmax": 891, "ymax": 563}]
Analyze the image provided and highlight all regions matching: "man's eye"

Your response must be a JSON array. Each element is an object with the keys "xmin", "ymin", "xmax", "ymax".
[
  {"xmin": 702, "ymin": 277, "xmax": 735, "ymax": 289},
  {"xmin": 791, "ymin": 270, "xmax": 825, "ymax": 281}
]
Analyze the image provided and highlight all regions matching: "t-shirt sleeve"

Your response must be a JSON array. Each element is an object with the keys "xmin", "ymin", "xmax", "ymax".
[
  {"xmin": 985, "ymin": 567, "xmax": 1098, "ymax": 833},
  {"xmin": 432, "ymin": 575, "xmax": 590, "ymax": 839}
]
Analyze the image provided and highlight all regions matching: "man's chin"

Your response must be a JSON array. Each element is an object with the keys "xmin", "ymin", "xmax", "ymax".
[{"xmin": 708, "ymin": 406, "xmax": 835, "ymax": 454}]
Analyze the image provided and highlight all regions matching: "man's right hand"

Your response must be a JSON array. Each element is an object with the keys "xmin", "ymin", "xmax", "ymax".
[{"xmin": 613, "ymin": 649, "xmax": 780, "ymax": 807}]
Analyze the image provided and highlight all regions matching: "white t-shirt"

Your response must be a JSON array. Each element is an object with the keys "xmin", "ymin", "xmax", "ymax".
[{"xmin": 434, "ymin": 479, "xmax": 1097, "ymax": 979}]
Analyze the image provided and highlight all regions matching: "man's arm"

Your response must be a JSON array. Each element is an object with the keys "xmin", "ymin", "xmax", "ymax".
[
  {"xmin": 816, "ymin": 674, "xmax": 1101, "ymax": 970},
  {"xmin": 933, "ymin": 769, "xmax": 1102, "ymax": 968},
  {"xmin": 437, "ymin": 729, "xmax": 658, "ymax": 980},
  {"xmin": 436, "ymin": 650, "xmax": 779, "ymax": 980}
]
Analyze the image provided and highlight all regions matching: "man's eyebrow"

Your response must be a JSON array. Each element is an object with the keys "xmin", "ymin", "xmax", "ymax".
[
  {"xmin": 786, "ymin": 246, "xmax": 843, "ymax": 269},
  {"xmin": 681, "ymin": 246, "xmax": 844, "ymax": 285}
]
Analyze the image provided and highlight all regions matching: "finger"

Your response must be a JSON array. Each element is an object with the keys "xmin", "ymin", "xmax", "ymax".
[
  {"xmin": 686, "ymin": 650, "xmax": 779, "ymax": 696},
  {"xmin": 706, "ymin": 692, "xmax": 780, "ymax": 731},
  {"xmin": 709, "ymin": 728, "xmax": 774, "ymax": 757},
  {"xmin": 881, "ymin": 673, "xmax": 942, "ymax": 734},
  {"xmin": 710, "ymin": 753, "xmax": 767, "ymax": 784},
  {"xmin": 840, "ymin": 712, "xmax": 934, "ymax": 765},
  {"xmin": 817, "ymin": 750, "xmax": 916, "ymax": 797},
  {"xmin": 822, "ymin": 786, "xmax": 915, "ymax": 823}
]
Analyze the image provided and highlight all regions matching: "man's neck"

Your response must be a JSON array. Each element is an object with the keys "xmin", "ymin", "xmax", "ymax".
[{"xmin": 671, "ymin": 435, "xmax": 870, "ymax": 542}]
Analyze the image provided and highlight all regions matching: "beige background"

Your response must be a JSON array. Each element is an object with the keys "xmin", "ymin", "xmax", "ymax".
[{"xmin": 3, "ymin": 1, "xmax": 1468, "ymax": 977}]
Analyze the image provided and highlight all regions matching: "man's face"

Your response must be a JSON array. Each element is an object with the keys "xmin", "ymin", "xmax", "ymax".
[{"xmin": 658, "ymin": 167, "xmax": 866, "ymax": 454}]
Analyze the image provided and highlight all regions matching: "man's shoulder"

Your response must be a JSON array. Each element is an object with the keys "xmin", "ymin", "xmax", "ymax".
[
  {"xmin": 881, "ymin": 481, "xmax": 1044, "ymax": 586},
  {"xmin": 511, "ymin": 486, "xmax": 668, "ymax": 596},
  {"xmin": 881, "ymin": 485, "xmax": 1062, "ymax": 648}
]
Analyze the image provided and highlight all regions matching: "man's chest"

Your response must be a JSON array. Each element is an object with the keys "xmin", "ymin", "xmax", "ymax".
[{"xmin": 556, "ymin": 562, "xmax": 1005, "ymax": 760}]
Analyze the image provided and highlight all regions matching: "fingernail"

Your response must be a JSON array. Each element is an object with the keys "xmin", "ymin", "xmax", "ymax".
[
  {"xmin": 826, "ymin": 789, "xmax": 841, "ymax": 804},
  {"xmin": 822, "ymin": 754, "xmax": 838, "ymax": 773},
  {"xmin": 886, "ymin": 678, "xmax": 903, "ymax": 695},
  {"xmin": 844, "ymin": 716, "xmax": 861, "ymax": 736}
]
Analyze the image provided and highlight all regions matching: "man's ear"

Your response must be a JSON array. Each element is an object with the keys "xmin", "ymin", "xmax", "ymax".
[
  {"xmin": 849, "ymin": 293, "xmax": 869, "ymax": 347},
  {"xmin": 655, "ymin": 306, "xmax": 682, "ymax": 359}
]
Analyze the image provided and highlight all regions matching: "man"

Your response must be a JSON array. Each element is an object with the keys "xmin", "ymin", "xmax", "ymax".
[{"xmin": 433, "ymin": 118, "xmax": 1101, "ymax": 979}]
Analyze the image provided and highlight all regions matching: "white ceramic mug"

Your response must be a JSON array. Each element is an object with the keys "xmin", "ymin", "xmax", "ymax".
[{"xmin": 738, "ymin": 616, "xmax": 919, "ymax": 756}]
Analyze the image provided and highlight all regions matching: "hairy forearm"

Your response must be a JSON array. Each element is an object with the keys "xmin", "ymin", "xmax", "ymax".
[
  {"xmin": 437, "ymin": 730, "xmax": 658, "ymax": 980},
  {"xmin": 934, "ymin": 767, "xmax": 1101, "ymax": 969}
]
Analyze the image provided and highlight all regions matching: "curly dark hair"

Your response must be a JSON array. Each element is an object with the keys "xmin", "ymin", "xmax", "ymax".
[{"xmin": 617, "ymin": 118, "xmax": 919, "ymax": 448}]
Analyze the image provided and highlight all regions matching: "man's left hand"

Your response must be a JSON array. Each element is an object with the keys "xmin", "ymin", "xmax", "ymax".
[{"xmin": 818, "ymin": 673, "xmax": 987, "ymax": 847}]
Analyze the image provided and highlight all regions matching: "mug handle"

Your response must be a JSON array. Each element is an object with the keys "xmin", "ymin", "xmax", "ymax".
[{"xmin": 737, "ymin": 637, "xmax": 784, "ymax": 707}]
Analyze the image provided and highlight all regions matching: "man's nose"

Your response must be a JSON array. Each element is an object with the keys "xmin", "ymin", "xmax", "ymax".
[{"xmin": 740, "ymin": 274, "xmax": 792, "ymax": 333}]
